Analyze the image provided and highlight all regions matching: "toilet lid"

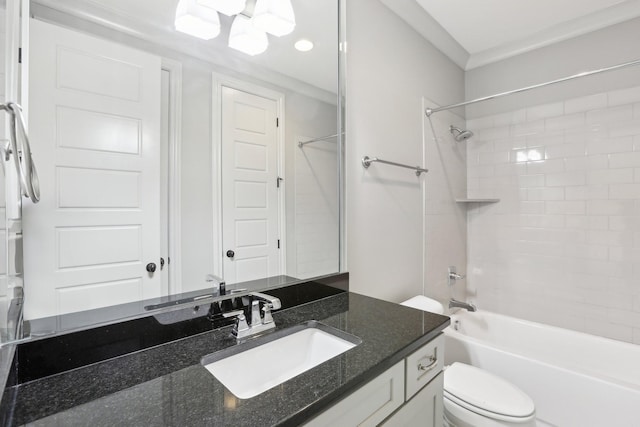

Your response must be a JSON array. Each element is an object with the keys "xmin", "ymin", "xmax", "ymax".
[
  {"xmin": 444, "ymin": 363, "xmax": 535, "ymax": 419},
  {"xmin": 400, "ymin": 295, "xmax": 445, "ymax": 314}
]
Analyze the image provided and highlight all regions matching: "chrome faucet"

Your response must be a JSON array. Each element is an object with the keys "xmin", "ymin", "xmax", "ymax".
[
  {"xmin": 449, "ymin": 298, "xmax": 477, "ymax": 312},
  {"xmin": 205, "ymin": 274, "xmax": 226, "ymax": 295},
  {"xmin": 223, "ymin": 292, "xmax": 282, "ymax": 340}
]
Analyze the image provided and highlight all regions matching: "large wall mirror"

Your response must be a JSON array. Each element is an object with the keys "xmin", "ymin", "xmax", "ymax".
[{"xmin": 1, "ymin": 0, "xmax": 344, "ymax": 339}]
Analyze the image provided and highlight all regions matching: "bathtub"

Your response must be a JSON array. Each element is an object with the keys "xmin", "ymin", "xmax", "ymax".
[{"xmin": 443, "ymin": 310, "xmax": 640, "ymax": 427}]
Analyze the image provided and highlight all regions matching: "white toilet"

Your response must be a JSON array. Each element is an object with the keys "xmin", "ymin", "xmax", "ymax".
[{"xmin": 400, "ymin": 296, "xmax": 536, "ymax": 427}]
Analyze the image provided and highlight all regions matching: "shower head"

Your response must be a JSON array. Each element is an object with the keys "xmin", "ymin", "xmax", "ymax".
[{"xmin": 449, "ymin": 125, "xmax": 474, "ymax": 142}]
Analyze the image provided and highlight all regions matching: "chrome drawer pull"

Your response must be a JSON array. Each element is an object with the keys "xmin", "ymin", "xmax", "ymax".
[{"xmin": 418, "ymin": 355, "xmax": 437, "ymax": 372}]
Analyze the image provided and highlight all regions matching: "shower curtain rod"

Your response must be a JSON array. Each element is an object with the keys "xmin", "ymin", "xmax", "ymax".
[
  {"xmin": 298, "ymin": 132, "xmax": 342, "ymax": 147},
  {"xmin": 425, "ymin": 58, "xmax": 640, "ymax": 117}
]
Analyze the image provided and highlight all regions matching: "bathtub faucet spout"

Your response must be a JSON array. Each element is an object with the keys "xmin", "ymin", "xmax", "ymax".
[{"xmin": 449, "ymin": 298, "xmax": 477, "ymax": 312}]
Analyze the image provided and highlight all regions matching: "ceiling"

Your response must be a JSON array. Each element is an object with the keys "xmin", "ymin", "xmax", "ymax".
[{"xmin": 383, "ymin": 0, "xmax": 640, "ymax": 69}]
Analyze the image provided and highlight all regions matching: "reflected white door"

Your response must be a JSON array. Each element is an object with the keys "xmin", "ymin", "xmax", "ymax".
[
  {"xmin": 0, "ymin": 7, "xmax": 6, "ymax": 308},
  {"xmin": 23, "ymin": 19, "xmax": 162, "ymax": 319},
  {"xmin": 221, "ymin": 86, "xmax": 280, "ymax": 283},
  {"xmin": 160, "ymin": 69, "xmax": 170, "ymax": 294}
]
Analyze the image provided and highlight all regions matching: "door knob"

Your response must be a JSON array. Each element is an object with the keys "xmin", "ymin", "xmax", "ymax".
[
  {"xmin": 226, "ymin": 250, "xmax": 235, "ymax": 258},
  {"xmin": 146, "ymin": 262, "xmax": 157, "ymax": 273}
]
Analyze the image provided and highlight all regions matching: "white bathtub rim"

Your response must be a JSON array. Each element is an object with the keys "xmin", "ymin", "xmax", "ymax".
[
  {"xmin": 444, "ymin": 310, "xmax": 640, "ymax": 392},
  {"xmin": 449, "ymin": 309, "xmax": 638, "ymax": 351}
]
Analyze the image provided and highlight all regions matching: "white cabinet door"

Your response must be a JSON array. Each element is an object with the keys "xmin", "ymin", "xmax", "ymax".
[
  {"xmin": 304, "ymin": 361, "xmax": 405, "ymax": 427},
  {"xmin": 380, "ymin": 372, "xmax": 444, "ymax": 427},
  {"xmin": 23, "ymin": 19, "xmax": 162, "ymax": 319},
  {"xmin": 221, "ymin": 86, "xmax": 280, "ymax": 284}
]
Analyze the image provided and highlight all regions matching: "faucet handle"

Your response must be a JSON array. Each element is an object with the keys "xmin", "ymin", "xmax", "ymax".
[
  {"xmin": 222, "ymin": 309, "xmax": 244, "ymax": 318},
  {"xmin": 223, "ymin": 310, "xmax": 250, "ymax": 337},
  {"xmin": 262, "ymin": 303, "xmax": 274, "ymax": 325}
]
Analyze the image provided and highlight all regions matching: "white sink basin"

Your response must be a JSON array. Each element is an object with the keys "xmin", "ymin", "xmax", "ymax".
[{"xmin": 202, "ymin": 321, "xmax": 360, "ymax": 399}]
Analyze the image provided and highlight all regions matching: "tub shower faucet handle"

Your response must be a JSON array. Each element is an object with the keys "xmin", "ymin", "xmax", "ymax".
[{"xmin": 448, "ymin": 266, "xmax": 466, "ymax": 286}]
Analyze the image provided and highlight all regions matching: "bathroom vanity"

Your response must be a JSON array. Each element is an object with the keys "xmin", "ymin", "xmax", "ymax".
[
  {"xmin": 0, "ymin": 279, "xmax": 449, "ymax": 426},
  {"xmin": 305, "ymin": 335, "xmax": 445, "ymax": 426}
]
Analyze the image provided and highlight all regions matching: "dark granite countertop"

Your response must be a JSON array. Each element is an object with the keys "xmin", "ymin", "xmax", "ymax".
[{"xmin": 2, "ymin": 292, "xmax": 449, "ymax": 426}]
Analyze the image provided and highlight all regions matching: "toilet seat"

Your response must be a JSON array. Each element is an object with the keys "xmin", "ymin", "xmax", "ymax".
[{"xmin": 444, "ymin": 363, "xmax": 535, "ymax": 423}]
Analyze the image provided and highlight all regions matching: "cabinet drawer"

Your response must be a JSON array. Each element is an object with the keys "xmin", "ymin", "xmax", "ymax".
[
  {"xmin": 304, "ymin": 361, "xmax": 404, "ymax": 427},
  {"xmin": 405, "ymin": 334, "xmax": 444, "ymax": 399}
]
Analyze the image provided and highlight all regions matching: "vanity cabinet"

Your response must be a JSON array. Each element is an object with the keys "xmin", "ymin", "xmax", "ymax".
[
  {"xmin": 303, "ymin": 361, "xmax": 405, "ymax": 427},
  {"xmin": 304, "ymin": 334, "xmax": 444, "ymax": 427},
  {"xmin": 380, "ymin": 373, "xmax": 444, "ymax": 426}
]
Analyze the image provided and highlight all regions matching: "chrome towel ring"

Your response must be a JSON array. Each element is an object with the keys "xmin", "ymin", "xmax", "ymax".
[{"xmin": 1, "ymin": 102, "xmax": 40, "ymax": 203}]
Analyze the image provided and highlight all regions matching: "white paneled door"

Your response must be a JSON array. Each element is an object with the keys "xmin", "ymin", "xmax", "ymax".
[
  {"xmin": 23, "ymin": 19, "xmax": 162, "ymax": 319},
  {"xmin": 221, "ymin": 86, "xmax": 281, "ymax": 284},
  {"xmin": 0, "ymin": 8, "xmax": 7, "ymax": 309}
]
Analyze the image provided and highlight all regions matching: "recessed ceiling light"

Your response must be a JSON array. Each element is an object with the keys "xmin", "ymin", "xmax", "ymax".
[{"xmin": 294, "ymin": 39, "xmax": 314, "ymax": 52}]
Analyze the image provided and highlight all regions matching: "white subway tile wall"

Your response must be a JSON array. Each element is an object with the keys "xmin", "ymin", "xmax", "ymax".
[{"xmin": 467, "ymin": 86, "xmax": 640, "ymax": 344}]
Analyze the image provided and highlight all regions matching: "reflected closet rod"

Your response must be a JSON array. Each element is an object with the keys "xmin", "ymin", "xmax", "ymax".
[
  {"xmin": 298, "ymin": 132, "xmax": 342, "ymax": 147},
  {"xmin": 425, "ymin": 58, "xmax": 640, "ymax": 117}
]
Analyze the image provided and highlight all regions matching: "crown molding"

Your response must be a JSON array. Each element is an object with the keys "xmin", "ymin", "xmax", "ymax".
[
  {"xmin": 383, "ymin": 0, "xmax": 640, "ymax": 71},
  {"xmin": 466, "ymin": 0, "xmax": 640, "ymax": 69}
]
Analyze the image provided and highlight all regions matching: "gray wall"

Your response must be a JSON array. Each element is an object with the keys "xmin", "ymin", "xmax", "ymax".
[{"xmin": 345, "ymin": 0, "xmax": 465, "ymax": 303}]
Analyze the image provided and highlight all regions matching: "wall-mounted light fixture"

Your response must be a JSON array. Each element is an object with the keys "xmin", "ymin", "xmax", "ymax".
[{"xmin": 174, "ymin": 0, "xmax": 296, "ymax": 55}]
